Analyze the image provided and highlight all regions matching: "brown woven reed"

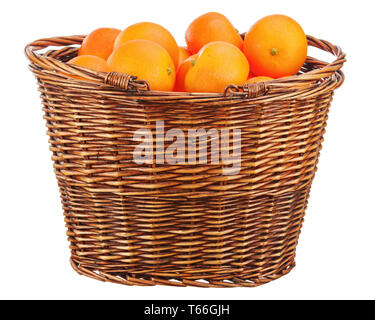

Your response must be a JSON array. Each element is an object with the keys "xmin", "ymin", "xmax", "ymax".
[{"xmin": 25, "ymin": 34, "xmax": 345, "ymax": 287}]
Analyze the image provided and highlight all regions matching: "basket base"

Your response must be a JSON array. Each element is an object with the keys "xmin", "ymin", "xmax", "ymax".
[{"xmin": 70, "ymin": 258, "xmax": 295, "ymax": 288}]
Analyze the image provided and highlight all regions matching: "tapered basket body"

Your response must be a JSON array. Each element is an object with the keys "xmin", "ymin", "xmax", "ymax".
[{"xmin": 25, "ymin": 34, "xmax": 345, "ymax": 287}]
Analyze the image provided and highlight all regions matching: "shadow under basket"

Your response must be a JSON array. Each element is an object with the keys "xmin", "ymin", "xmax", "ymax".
[{"xmin": 25, "ymin": 35, "xmax": 345, "ymax": 287}]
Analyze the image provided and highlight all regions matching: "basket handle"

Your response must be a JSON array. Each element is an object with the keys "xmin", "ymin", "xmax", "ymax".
[
  {"xmin": 25, "ymin": 36, "xmax": 150, "ymax": 92},
  {"xmin": 25, "ymin": 35, "xmax": 345, "ymax": 95},
  {"xmin": 224, "ymin": 34, "xmax": 346, "ymax": 98}
]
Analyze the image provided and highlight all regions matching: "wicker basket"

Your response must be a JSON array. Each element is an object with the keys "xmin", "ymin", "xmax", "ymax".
[{"xmin": 25, "ymin": 34, "xmax": 345, "ymax": 287}]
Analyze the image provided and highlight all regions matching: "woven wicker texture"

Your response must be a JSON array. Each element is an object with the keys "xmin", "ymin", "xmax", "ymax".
[{"xmin": 25, "ymin": 34, "xmax": 345, "ymax": 287}]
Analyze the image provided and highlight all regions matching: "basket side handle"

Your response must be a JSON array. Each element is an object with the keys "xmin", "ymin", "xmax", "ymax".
[
  {"xmin": 25, "ymin": 36, "xmax": 150, "ymax": 92},
  {"xmin": 224, "ymin": 35, "xmax": 346, "ymax": 98}
]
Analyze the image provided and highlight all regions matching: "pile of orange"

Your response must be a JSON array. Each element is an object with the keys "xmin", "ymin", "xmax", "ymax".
[{"xmin": 70, "ymin": 13, "xmax": 308, "ymax": 93}]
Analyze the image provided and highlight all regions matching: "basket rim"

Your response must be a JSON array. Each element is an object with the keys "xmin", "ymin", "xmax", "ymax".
[{"xmin": 25, "ymin": 34, "xmax": 346, "ymax": 100}]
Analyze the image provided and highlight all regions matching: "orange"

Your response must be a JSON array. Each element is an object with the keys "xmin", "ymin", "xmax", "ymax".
[
  {"xmin": 245, "ymin": 76, "xmax": 273, "ymax": 84},
  {"xmin": 177, "ymin": 46, "xmax": 191, "ymax": 68},
  {"xmin": 78, "ymin": 28, "xmax": 121, "ymax": 60},
  {"xmin": 185, "ymin": 41, "xmax": 249, "ymax": 93},
  {"xmin": 68, "ymin": 55, "xmax": 109, "ymax": 72},
  {"xmin": 114, "ymin": 22, "xmax": 179, "ymax": 67},
  {"xmin": 248, "ymin": 71, "xmax": 256, "ymax": 78},
  {"xmin": 107, "ymin": 40, "xmax": 175, "ymax": 91},
  {"xmin": 174, "ymin": 54, "xmax": 198, "ymax": 92},
  {"xmin": 244, "ymin": 14, "xmax": 307, "ymax": 78},
  {"xmin": 185, "ymin": 12, "xmax": 243, "ymax": 54}
]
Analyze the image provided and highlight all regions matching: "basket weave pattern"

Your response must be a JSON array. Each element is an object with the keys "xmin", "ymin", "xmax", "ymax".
[{"xmin": 26, "ymin": 35, "xmax": 345, "ymax": 287}]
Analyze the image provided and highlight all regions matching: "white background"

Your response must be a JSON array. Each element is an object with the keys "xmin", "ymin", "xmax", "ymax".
[{"xmin": 1, "ymin": 0, "xmax": 374, "ymax": 300}]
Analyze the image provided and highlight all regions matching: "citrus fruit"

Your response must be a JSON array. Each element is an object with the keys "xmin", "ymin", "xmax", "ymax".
[
  {"xmin": 107, "ymin": 39, "xmax": 175, "ymax": 91},
  {"xmin": 245, "ymin": 76, "xmax": 273, "ymax": 84},
  {"xmin": 69, "ymin": 55, "xmax": 109, "ymax": 72},
  {"xmin": 243, "ymin": 14, "xmax": 307, "ymax": 78},
  {"xmin": 177, "ymin": 46, "xmax": 191, "ymax": 68},
  {"xmin": 185, "ymin": 12, "xmax": 243, "ymax": 54},
  {"xmin": 174, "ymin": 54, "xmax": 198, "ymax": 92},
  {"xmin": 114, "ymin": 22, "xmax": 179, "ymax": 67},
  {"xmin": 78, "ymin": 28, "xmax": 121, "ymax": 60},
  {"xmin": 185, "ymin": 41, "xmax": 249, "ymax": 93}
]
